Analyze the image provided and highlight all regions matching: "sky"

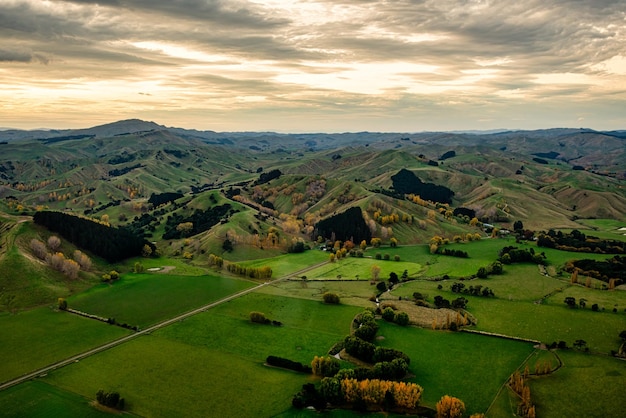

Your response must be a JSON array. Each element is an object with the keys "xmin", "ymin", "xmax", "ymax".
[{"xmin": 1, "ymin": 0, "xmax": 625, "ymax": 132}]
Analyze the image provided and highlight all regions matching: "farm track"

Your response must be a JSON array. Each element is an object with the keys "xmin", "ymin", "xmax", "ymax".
[{"xmin": 0, "ymin": 260, "xmax": 328, "ymax": 392}]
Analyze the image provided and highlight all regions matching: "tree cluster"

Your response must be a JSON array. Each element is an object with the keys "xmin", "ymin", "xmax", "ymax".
[
  {"xmin": 390, "ymin": 168, "xmax": 454, "ymax": 204},
  {"xmin": 96, "ymin": 390, "xmax": 125, "ymax": 410},
  {"xmin": 254, "ymin": 169, "xmax": 282, "ymax": 185},
  {"xmin": 567, "ymin": 256, "xmax": 626, "ymax": 283},
  {"xmin": 314, "ymin": 207, "xmax": 372, "ymax": 243},
  {"xmin": 451, "ymin": 282, "xmax": 495, "ymax": 298},
  {"xmin": 537, "ymin": 229, "xmax": 625, "ymax": 254},
  {"xmin": 163, "ymin": 204, "xmax": 235, "ymax": 239},
  {"xmin": 438, "ymin": 248, "xmax": 469, "ymax": 258},
  {"xmin": 228, "ymin": 264, "xmax": 272, "ymax": 279},
  {"xmin": 147, "ymin": 191, "xmax": 184, "ymax": 206},
  {"xmin": 499, "ymin": 246, "xmax": 545, "ymax": 265},
  {"xmin": 108, "ymin": 163, "xmax": 142, "ymax": 177},
  {"xmin": 266, "ymin": 355, "xmax": 311, "ymax": 373},
  {"xmin": 311, "ymin": 356, "xmax": 340, "ymax": 377},
  {"xmin": 33, "ymin": 211, "xmax": 153, "ymax": 263}
]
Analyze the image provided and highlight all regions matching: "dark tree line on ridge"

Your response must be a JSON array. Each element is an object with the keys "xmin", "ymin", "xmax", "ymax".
[
  {"xmin": 33, "ymin": 211, "xmax": 154, "ymax": 263},
  {"xmin": 390, "ymin": 168, "xmax": 455, "ymax": 204},
  {"xmin": 162, "ymin": 204, "xmax": 236, "ymax": 240},
  {"xmin": 314, "ymin": 206, "xmax": 372, "ymax": 243}
]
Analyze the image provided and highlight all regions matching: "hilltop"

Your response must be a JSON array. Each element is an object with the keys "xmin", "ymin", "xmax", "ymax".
[{"xmin": 1, "ymin": 119, "xmax": 625, "ymax": 276}]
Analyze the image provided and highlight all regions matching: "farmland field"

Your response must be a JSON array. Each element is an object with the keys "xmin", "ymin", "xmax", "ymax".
[
  {"xmin": 1, "ymin": 236, "xmax": 625, "ymax": 417},
  {"xmin": 0, "ymin": 308, "xmax": 129, "ymax": 382},
  {"xmin": 40, "ymin": 293, "xmax": 363, "ymax": 417},
  {"xmin": 68, "ymin": 273, "xmax": 255, "ymax": 327}
]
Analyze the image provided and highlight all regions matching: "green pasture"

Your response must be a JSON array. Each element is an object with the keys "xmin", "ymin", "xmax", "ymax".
[
  {"xmin": 43, "ymin": 336, "xmax": 307, "ymax": 417},
  {"xmin": 0, "ymin": 308, "xmax": 129, "ymax": 382},
  {"xmin": 574, "ymin": 218, "xmax": 626, "ymax": 235},
  {"xmin": 0, "ymin": 380, "xmax": 109, "ymax": 418},
  {"xmin": 559, "ymin": 285, "xmax": 626, "ymax": 312},
  {"xmin": 39, "ymin": 293, "xmax": 362, "ymax": 417},
  {"xmin": 304, "ymin": 256, "xmax": 421, "ymax": 281},
  {"xmin": 384, "ymin": 263, "xmax": 565, "ymax": 304},
  {"xmin": 257, "ymin": 279, "xmax": 380, "ymax": 308},
  {"xmin": 468, "ymin": 298, "xmax": 625, "ymax": 353},
  {"xmin": 529, "ymin": 350, "xmax": 626, "ymax": 418},
  {"xmin": 157, "ymin": 292, "xmax": 361, "ymax": 363},
  {"xmin": 115, "ymin": 255, "xmax": 210, "ymax": 276},
  {"xmin": 69, "ymin": 272, "xmax": 254, "ymax": 327},
  {"xmin": 375, "ymin": 321, "xmax": 536, "ymax": 413},
  {"xmin": 237, "ymin": 250, "xmax": 329, "ymax": 278}
]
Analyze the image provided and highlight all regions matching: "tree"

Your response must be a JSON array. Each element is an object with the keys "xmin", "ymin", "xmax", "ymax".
[
  {"xmin": 395, "ymin": 311, "xmax": 410, "ymax": 326},
  {"xmin": 30, "ymin": 239, "xmax": 48, "ymax": 260},
  {"xmin": 312, "ymin": 356, "xmax": 340, "ymax": 377},
  {"xmin": 250, "ymin": 311, "xmax": 268, "ymax": 323},
  {"xmin": 389, "ymin": 272, "xmax": 399, "ymax": 285},
  {"xmin": 377, "ymin": 281, "xmax": 387, "ymax": 293},
  {"xmin": 476, "ymin": 267, "xmax": 488, "ymax": 278},
  {"xmin": 513, "ymin": 220, "xmax": 524, "ymax": 231},
  {"xmin": 222, "ymin": 238, "xmax": 233, "ymax": 252},
  {"xmin": 323, "ymin": 292, "xmax": 340, "ymax": 304},
  {"xmin": 573, "ymin": 339, "xmax": 587, "ymax": 351},
  {"xmin": 390, "ymin": 237, "xmax": 398, "ymax": 247},
  {"xmin": 96, "ymin": 389, "xmax": 125, "ymax": 410},
  {"xmin": 57, "ymin": 297, "xmax": 67, "ymax": 310},
  {"xmin": 436, "ymin": 395, "xmax": 466, "ymax": 418},
  {"xmin": 47, "ymin": 235, "xmax": 61, "ymax": 251},
  {"xmin": 564, "ymin": 297, "xmax": 577, "ymax": 308},
  {"xmin": 371, "ymin": 264, "xmax": 381, "ymax": 281},
  {"xmin": 382, "ymin": 307, "xmax": 395, "ymax": 322},
  {"xmin": 62, "ymin": 259, "xmax": 80, "ymax": 279}
]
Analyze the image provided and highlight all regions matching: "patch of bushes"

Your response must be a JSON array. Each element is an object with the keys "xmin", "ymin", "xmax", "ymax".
[{"xmin": 266, "ymin": 355, "xmax": 311, "ymax": 373}]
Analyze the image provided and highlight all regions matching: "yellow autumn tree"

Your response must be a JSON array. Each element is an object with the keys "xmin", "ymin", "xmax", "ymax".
[{"xmin": 436, "ymin": 395, "xmax": 466, "ymax": 418}]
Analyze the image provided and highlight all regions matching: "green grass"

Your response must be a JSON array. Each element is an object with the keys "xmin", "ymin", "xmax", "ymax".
[
  {"xmin": 43, "ymin": 335, "xmax": 308, "ymax": 417},
  {"xmin": 468, "ymin": 298, "xmax": 625, "ymax": 353},
  {"xmin": 0, "ymin": 380, "xmax": 110, "ymax": 418},
  {"xmin": 375, "ymin": 321, "xmax": 536, "ymax": 414},
  {"xmin": 256, "ymin": 279, "xmax": 380, "ymax": 307},
  {"xmin": 69, "ymin": 272, "xmax": 255, "ymax": 327},
  {"xmin": 529, "ymin": 350, "xmax": 626, "ymax": 418},
  {"xmin": 305, "ymin": 255, "xmax": 421, "ymax": 281},
  {"xmin": 40, "ymin": 293, "xmax": 362, "ymax": 417},
  {"xmin": 0, "ymin": 308, "xmax": 129, "ymax": 382},
  {"xmin": 237, "ymin": 250, "xmax": 330, "ymax": 278}
]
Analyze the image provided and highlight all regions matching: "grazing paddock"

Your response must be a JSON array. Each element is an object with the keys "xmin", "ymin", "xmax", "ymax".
[
  {"xmin": 0, "ymin": 308, "xmax": 129, "ymax": 383},
  {"xmin": 0, "ymin": 380, "xmax": 110, "ymax": 418},
  {"xmin": 375, "ymin": 321, "xmax": 536, "ymax": 414},
  {"xmin": 468, "ymin": 298, "xmax": 625, "ymax": 353},
  {"xmin": 529, "ymin": 350, "xmax": 626, "ymax": 418},
  {"xmin": 304, "ymin": 256, "xmax": 421, "ymax": 281},
  {"xmin": 40, "ymin": 293, "xmax": 362, "ymax": 417},
  {"xmin": 68, "ymin": 273, "xmax": 254, "ymax": 327}
]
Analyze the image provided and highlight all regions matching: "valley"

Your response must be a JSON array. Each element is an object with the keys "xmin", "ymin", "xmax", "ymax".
[{"xmin": 0, "ymin": 120, "xmax": 625, "ymax": 417}]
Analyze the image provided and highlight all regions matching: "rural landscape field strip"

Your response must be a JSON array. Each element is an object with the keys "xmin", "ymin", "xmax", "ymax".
[{"xmin": 0, "ymin": 261, "xmax": 329, "ymax": 392}]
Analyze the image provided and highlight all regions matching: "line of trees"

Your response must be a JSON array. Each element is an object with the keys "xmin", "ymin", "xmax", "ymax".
[
  {"xmin": 537, "ymin": 229, "xmax": 625, "ymax": 254},
  {"xmin": 226, "ymin": 263, "xmax": 272, "ymax": 279}
]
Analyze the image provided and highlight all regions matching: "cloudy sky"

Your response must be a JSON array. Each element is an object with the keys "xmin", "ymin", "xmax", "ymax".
[{"xmin": 1, "ymin": 0, "xmax": 625, "ymax": 132}]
